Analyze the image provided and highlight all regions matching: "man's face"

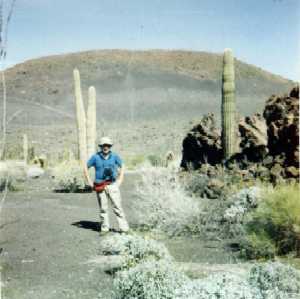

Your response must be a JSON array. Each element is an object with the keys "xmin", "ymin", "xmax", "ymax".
[{"xmin": 101, "ymin": 144, "xmax": 112, "ymax": 154}]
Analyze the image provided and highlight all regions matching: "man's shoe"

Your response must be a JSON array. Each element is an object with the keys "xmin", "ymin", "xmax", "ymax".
[
  {"xmin": 99, "ymin": 230, "xmax": 110, "ymax": 237},
  {"xmin": 119, "ymin": 229, "xmax": 134, "ymax": 235}
]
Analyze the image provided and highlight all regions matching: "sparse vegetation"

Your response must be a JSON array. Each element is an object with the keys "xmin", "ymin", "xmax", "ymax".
[
  {"xmin": 51, "ymin": 159, "xmax": 87, "ymax": 192},
  {"xmin": 0, "ymin": 175, "xmax": 24, "ymax": 192},
  {"xmin": 249, "ymin": 262, "xmax": 300, "ymax": 298},
  {"xmin": 124, "ymin": 154, "xmax": 147, "ymax": 170},
  {"xmin": 133, "ymin": 166, "xmax": 201, "ymax": 236},
  {"xmin": 0, "ymin": 162, "xmax": 26, "ymax": 192},
  {"xmin": 103, "ymin": 233, "xmax": 300, "ymax": 299},
  {"xmin": 147, "ymin": 154, "xmax": 165, "ymax": 167}
]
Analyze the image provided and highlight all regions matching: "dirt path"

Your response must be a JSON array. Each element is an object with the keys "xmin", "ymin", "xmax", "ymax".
[{"xmin": 0, "ymin": 172, "xmax": 240, "ymax": 299}]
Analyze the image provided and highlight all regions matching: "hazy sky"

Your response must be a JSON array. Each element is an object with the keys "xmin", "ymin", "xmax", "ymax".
[{"xmin": 4, "ymin": 0, "xmax": 300, "ymax": 80}]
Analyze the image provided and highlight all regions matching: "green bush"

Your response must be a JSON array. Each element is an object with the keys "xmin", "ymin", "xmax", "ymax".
[
  {"xmin": 240, "ymin": 232, "xmax": 276, "ymax": 260},
  {"xmin": 242, "ymin": 183, "xmax": 300, "ymax": 258}
]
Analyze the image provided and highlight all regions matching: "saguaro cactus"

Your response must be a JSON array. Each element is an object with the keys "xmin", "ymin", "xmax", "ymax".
[
  {"xmin": 73, "ymin": 69, "xmax": 87, "ymax": 166},
  {"xmin": 221, "ymin": 48, "xmax": 237, "ymax": 159},
  {"xmin": 86, "ymin": 86, "xmax": 97, "ymax": 158},
  {"xmin": 23, "ymin": 133, "xmax": 28, "ymax": 164}
]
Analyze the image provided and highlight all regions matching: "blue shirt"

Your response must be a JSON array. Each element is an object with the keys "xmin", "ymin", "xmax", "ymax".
[{"xmin": 87, "ymin": 151, "xmax": 123, "ymax": 183}]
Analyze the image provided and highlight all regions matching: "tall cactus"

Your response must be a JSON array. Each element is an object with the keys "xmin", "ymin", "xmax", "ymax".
[
  {"xmin": 221, "ymin": 48, "xmax": 237, "ymax": 159},
  {"xmin": 86, "ymin": 86, "xmax": 97, "ymax": 158},
  {"xmin": 73, "ymin": 69, "xmax": 87, "ymax": 166}
]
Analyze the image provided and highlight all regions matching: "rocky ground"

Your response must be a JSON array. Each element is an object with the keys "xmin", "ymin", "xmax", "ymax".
[{"xmin": 1, "ymin": 171, "xmax": 246, "ymax": 299}]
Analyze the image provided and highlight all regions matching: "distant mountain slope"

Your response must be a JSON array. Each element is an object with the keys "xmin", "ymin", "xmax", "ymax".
[{"xmin": 3, "ymin": 50, "xmax": 294, "ymax": 127}]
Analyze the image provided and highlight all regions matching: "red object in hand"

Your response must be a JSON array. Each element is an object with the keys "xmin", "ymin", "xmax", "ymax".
[{"xmin": 93, "ymin": 181, "xmax": 111, "ymax": 192}]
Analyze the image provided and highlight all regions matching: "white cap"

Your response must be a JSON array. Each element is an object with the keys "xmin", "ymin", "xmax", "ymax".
[{"xmin": 98, "ymin": 136, "xmax": 113, "ymax": 146}]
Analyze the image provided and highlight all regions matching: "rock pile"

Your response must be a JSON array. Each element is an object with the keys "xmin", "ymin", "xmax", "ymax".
[
  {"xmin": 181, "ymin": 113, "xmax": 222, "ymax": 169},
  {"xmin": 263, "ymin": 86, "xmax": 299, "ymax": 179},
  {"xmin": 181, "ymin": 87, "xmax": 299, "ymax": 182}
]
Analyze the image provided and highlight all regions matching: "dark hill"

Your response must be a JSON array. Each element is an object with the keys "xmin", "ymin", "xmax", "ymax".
[
  {"xmin": 1, "ymin": 50, "xmax": 295, "ymax": 158},
  {"xmin": 4, "ymin": 49, "xmax": 294, "ymax": 125}
]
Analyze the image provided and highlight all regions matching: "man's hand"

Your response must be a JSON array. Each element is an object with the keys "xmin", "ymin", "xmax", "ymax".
[
  {"xmin": 116, "ymin": 179, "xmax": 122, "ymax": 187},
  {"xmin": 83, "ymin": 163, "xmax": 94, "ymax": 189},
  {"xmin": 116, "ymin": 166, "xmax": 124, "ymax": 187}
]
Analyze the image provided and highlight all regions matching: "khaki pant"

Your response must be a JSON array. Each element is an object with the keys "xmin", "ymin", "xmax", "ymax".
[{"xmin": 96, "ymin": 183, "xmax": 129, "ymax": 232}]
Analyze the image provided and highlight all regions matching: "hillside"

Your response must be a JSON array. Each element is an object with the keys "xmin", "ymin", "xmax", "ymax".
[{"xmin": 1, "ymin": 49, "xmax": 295, "ymax": 158}]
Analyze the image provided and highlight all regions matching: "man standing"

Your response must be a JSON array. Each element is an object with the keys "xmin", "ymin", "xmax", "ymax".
[{"xmin": 84, "ymin": 136, "xmax": 129, "ymax": 235}]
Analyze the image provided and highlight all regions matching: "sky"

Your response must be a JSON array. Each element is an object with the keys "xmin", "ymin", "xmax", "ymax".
[{"xmin": 3, "ymin": 0, "xmax": 300, "ymax": 80}]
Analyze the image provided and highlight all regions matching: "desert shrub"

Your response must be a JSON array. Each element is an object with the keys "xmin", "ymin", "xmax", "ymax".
[
  {"xmin": 100, "ymin": 234, "xmax": 172, "ymax": 270},
  {"xmin": 242, "ymin": 183, "xmax": 300, "ymax": 258},
  {"xmin": 0, "ymin": 163, "xmax": 26, "ymax": 192},
  {"xmin": 177, "ymin": 170, "xmax": 263, "ymax": 239},
  {"xmin": 122, "ymin": 235, "xmax": 172, "ymax": 268},
  {"xmin": 174, "ymin": 272, "xmax": 260, "ymax": 299},
  {"xmin": 190, "ymin": 186, "xmax": 261, "ymax": 240},
  {"xmin": 133, "ymin": 166, "xmax": 201, "ymax": 236},
  {"xmin": 113, "ymin": 259, "xmax": 189, "ymax": 299},
  {"xmin": 240, "ymin": 232, "xmax": 276, "ymax": 260},
  {"xmin": 3, "ymin": 143, "xmax": 23, "ymax": 160},
  {"xmin": 182, "ymin": 172, "xmax": 211, "ymax": 198},
  {"xmin": 147, "ymin": 154, "xmax": 165, "ymax": 167},
  {"xmin": 182, "ymin": 166, "xmax": 257, "ymax": 200},
  {"xmin": 249, "ymin": 262, "xmax": 300, "ymax": 298},
  {"xmin": 125, "ymin": 155, "xmax": 147, "ymax": 170},
  {"xmin": 51, "ymin": 160, "xmax": 87, "ymax": 192},
  {"xmin": 0, "ymin": 175, "xmax": 24, "ymax": 192},
  {"xmin": 107, "ymin": 234, "xmax": 300, "ymax": 299},
  {"xmin": 174, "ymin": 262, "xmax": 300, "ymax": 299},
  {"xmin": 220, "ymin": 186, "xmax": 261, "ymax": 238},
  {"xmin": 224, "ymin": 186, "xmax": 260, "ymax": 223}
]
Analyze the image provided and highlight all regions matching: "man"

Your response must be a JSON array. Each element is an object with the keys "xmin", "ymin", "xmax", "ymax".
[{"xmin": 84, "ymin": 136, "xmax": 129, "ymax": 235}]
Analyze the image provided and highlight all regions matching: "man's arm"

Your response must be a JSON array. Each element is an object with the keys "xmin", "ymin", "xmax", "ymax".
[
  {"xmin": 115, "ymin": 154, "xmax": 124, "ymax": 186},
  {"xmin": 84, "ymin": 156, "xmax": 95, "ymax": 187},
  {"xmin": 116, "ymin": 166, "xmax": 124, "ymax": 186},
  {"xmin": 83, "ymin": 164, "xmax": 93, "ymax": 187}
]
